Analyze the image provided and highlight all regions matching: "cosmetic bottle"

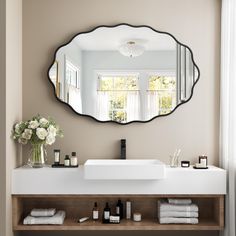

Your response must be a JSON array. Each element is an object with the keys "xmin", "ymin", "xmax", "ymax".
[
  {"xmin": 103, "ymin": 202, "xmax": 110, "ymax": 223},
  {"xmin": 64, "ymin": 155, "xmax": 70, "ymax": 166},
  {"xmin": 71, "ymin": 152, "xmax": 78, "ymax": 166},
  {"xmin": 126, "ymin": 200, "xmax": 131, "ymax": 219},
  {"xmin": 116, "ymin": 199, "xmax": 123, "ymax": 219},
  {"xmin": 92, "ymin": 202, "xmax": 99, "ymax": 221},
  {"xmin": 54, "ymin": 149, "xmax": 60, "ymax": 165}
]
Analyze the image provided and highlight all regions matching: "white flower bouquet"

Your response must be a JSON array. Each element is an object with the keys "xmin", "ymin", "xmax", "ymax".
[{"xmin": 12, "ymin": 115, "xmax": 63, "ymax": 167}]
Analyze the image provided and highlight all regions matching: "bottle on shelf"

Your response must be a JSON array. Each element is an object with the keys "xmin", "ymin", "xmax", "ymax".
[
  {"xmin": 64, "ymin": 155, "xmax": 70, "ymax": 166},
  {"xmin": 116, "ymin": 199, "xmax": 123, "ymax": 219},
  {"xmin": 92, "ymin": 202, "xmax": 99, "ymax": 221},
  {"xmin": 126, "ymin": 200, "xmax": 132, "ymax": 219},
  {"xmin": 71, "ymin": 152, "xmax": 78, "ymax": 166},
  {"xmin": 103, "ymin": 202, "xmax": 110, "ymax": 224}
]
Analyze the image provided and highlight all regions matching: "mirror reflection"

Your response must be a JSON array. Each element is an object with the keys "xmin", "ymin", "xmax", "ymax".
[{"xmin": 48, "ymin": 24, "xmax": 199, "ymax": 124}]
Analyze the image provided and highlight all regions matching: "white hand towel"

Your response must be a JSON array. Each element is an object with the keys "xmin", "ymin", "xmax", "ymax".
[
  {"xmin": 158, "ymin": 201, "xmax": 198, "ymax": 212},
  {"xmin": 159, "ymin": 217, "xmax": 198, "ymax": 224},
  {"xmin": 23, "ymin": 210, "xmax": 66, "ymax": 225},
  {"xmin": 159, "ymin": 211, "xmax": 198, "ymax": 218},
  {"xmin": 168, "ymin": 199, "xmax": 192, "ymax": 205},
  {"xmin": 30, "ymin": 208, "xmax": 56, "ymax": 217}
]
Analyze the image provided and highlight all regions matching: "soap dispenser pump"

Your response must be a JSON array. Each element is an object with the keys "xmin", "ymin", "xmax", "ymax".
[{"xmin": 120, "ymin": 139, "xmax": 126, "ymax": 159}]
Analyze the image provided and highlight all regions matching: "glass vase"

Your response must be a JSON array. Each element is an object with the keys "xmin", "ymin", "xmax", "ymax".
[{"xmin": 28, "ymin": 144, "xmax": 46, "ymax": 168}]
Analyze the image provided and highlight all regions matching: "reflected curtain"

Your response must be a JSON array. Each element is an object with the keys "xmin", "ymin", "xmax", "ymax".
[
  {"xmin": 146, "ymin": 91, "xmax": 159, "ymax": 120},
  {"xmin": 96, "ymin": 91, "xmax": 109, "ymax": 121},
  {"xmin": 68, "ymin": 85, "xmax": 82, "ymax": 113},
  {"xmin": 220, "ymin": 0, "xmax": 236, "ymax": 236},
  {"xmin": 127, "ymin": 91, "xmax": 140, "ymax": 122}
]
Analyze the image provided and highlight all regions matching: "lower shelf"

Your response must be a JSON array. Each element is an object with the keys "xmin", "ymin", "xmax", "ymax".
[
  {"xmin": 14, "ymin": 218, "xmax": 223, "ymax": 231},
  {"xmin": 12, "ymin": 194, "xmax": 224, "ymax": 231}
]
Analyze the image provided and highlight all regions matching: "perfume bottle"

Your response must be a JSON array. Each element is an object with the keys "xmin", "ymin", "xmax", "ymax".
[
  {"xmin": 103, "ymin": 202, "xmax": 110, "ymax": 223},
  {"xmin": 71, "ymin": 152, "xmax": 78, "ymax": 166},
  {"xmin": 116, "ymin": 199, "xmax": 123, "ymax": 219},
  {"xmin": 64, "ymin": 155, "xmax": 70, "ymax": 166},
  {"xmin": 92, "ymin": 202, "xmax": 99, "ymax": 221}
]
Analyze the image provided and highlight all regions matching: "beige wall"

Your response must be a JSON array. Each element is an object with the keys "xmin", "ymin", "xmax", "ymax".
[
  {"xmin": 23, "ymin": 0, "xmax": 221, "ymax": 166},
  {"xmin": 0, "ymin": 0, "xmax": 220, "ymax": 236},
  {"xmin": 22, "ymin": 0, "xmax": 220, "ymax": 235},
  {"xmin": 21, "ymin": 0, "xmax": 220, "ymax": 236},
  {"xmin": 0, "ymin": 0, "xmax": 22, "ymax": 236},
  {"xmin": 0, "ymin": 0, "xmax": 7, "ymax": 234}
]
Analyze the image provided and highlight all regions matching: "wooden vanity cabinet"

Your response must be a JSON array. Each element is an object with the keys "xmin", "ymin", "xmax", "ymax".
[{"xmin": 12, "ymin": 194, "xmax": 224, "ymax": 231}]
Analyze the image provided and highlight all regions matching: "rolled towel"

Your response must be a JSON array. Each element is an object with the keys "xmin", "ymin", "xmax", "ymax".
[
  {"xmin": 159, "ymin": 211, "xmax": 198, "ymax": 218},
  {"xmin": 158, "ymin": 201, "xmax": 198, "ymax": 212},
  {"xmin": 159, "ymin": 217, "xmax": 198, "ymax": 224},
  {"xmin": 168, "ymin": 199, "xmax": 192, "ymax": 205},
  {"xmin": 30, "ymin": 208, "xmax": 56, "ymax": 217},
  {"xmin": 23, "ymin": 210, "xmax": 66, "ymax": 225}
]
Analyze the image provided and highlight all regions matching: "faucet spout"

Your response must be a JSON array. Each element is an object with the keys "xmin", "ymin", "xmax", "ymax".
[{"xmin": 120, "ymin": 139, "xmax": 126, "ymax": 159}]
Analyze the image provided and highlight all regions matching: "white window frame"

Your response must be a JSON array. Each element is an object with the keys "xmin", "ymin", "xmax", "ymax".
[
  {"xmin": 147, "ymin": 70, "xmax": 177, "ymax": 114},
  {"xmin": 64, "ymin": 56, "xmax": 80, "ymax": 102},
  {"xmin": 96, "ymin": 70, "xmax": 140, "ymax": 122}
]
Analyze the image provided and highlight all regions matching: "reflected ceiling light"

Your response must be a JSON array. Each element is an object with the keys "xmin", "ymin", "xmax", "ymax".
[{"xmin": 119, "ymin": 41, "xmax": 145, "ymax": 58}]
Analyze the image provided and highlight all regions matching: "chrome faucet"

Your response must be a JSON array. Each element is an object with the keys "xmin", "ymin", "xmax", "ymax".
[{"xmin": 120, "ymin": 139, "xmax": 126, "ymax": 159}]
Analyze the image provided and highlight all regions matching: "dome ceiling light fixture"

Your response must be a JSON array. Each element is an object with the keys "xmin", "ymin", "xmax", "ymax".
[{"xmin": 119, "ymin": 41, "xmax": 145, "ymax": 58}]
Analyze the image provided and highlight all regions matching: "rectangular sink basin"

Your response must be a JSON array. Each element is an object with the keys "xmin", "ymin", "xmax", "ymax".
[{"xmin": 84, "ymin": 159, "xmax": 166, "ymax": 180}]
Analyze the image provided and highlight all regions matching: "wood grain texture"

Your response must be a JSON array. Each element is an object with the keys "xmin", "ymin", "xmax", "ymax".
[{"xmin": 12, "ymin": 194, "xmax": 225, "ymax": 231}]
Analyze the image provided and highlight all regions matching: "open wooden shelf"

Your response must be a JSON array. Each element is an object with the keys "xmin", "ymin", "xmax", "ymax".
[
  {"xmin": 13, "ymin": 218, "xmax": 223, "ymax": 231},
  {"xmin": 12, "ymin": 194, "xmax": 224, "ymax": 231}
]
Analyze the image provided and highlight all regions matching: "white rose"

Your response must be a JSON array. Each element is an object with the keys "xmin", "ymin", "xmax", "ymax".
[
  {"xmin": 15, "ymin": 123, "xmax": 22, "ymax": 134},
  {"xmin": 28, "ymin": 120, "xmax": 39, "ymax": 129},
  {"xmin": 46, "ymin": 134, "xmax": 55, "ymax": 145},
  {"xmin": 36, "ymin": 128, "xmax": 48, "ymax": 140},
  {"xmin": 18, "ymin": 138, "xmax": 28, "ymax": 145},
  {"xmin": 47, "ymin": 125, "xmax": 57, "ymax": 137},
  {"xmin": 39, "ymin": 118, "xmax": 49, "ymax": 126},
  {"xmin": 21, "ymin": 129, "xmax": 32, "ymax": 140}
]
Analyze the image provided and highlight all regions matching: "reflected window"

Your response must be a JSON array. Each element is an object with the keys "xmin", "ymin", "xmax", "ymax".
[
  {"xmin": 65, "ymin": 59, "xmax": 82, "ymax": 113},
  {"xmin": 97, "ymin": 74, "xmax": 140, "ymax": 123},
  {"xmin": 66, "ymin": 60, "xmax": 79, "ymax": 89},
  {"xmin": 147, "ymin": 75, "xmax": 176, "ymax": 116}
]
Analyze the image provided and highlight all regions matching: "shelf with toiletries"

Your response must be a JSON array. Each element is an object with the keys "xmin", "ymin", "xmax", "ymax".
[{"xmin": 12, "ymin": 194, "xmax": 224, "ymax": 231}]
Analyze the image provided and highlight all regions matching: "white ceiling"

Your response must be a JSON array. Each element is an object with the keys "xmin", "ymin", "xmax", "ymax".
[{"xmin": 74, "ymin": 25, "xmax": 176, "ymax": 51}]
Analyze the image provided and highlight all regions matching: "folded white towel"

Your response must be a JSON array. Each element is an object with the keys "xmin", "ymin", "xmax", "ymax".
[
  {"xmin": 30, "ymin": 208, "xmax": 56, "ymax": 217},
  {"xmin": 159, "ymin": 217, "xmax": 198, "ymax": 224},
  {"xmin": 23, "ymin": 210, "xmax": 66, "ymax": 225},
  {"xmin": 158, "ymin": 201, "xmax": 198, "ymax": 212},
  {"xmin": 168, "ymin": 199, "xmax": 192, "ymax": 205},
  {"xmin": 159, "ymin": 211, "xmax": 198, "ymax": 218}
]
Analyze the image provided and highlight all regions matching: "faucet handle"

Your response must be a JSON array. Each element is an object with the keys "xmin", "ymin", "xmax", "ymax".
[
  {"xmin": 120, "ymin": 139, "xmax": 126, "ymax": 159},
  {"xmin": 121, "ymin": 139, "xmax": 126, "ymax": 146}
]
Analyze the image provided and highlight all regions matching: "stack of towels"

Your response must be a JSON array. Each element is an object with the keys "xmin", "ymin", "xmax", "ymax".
[
  {"xmin": 158, "ymin": 199, "xmax": 199, "ymax": 224},
  {"xmin": 23, "ymin": 208, "xmax": 66, "ymax": 225}
]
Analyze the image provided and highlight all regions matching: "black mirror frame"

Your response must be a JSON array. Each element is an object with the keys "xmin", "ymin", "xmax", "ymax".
[{"xmin": 47, "ymin": 23, "xmax": 200, "ymax": 125}]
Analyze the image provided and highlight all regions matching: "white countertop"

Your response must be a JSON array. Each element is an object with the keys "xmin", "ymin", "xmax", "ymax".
[{"xmin": 12, "ymin": 165, "xmax": 226, "ymax": 195}]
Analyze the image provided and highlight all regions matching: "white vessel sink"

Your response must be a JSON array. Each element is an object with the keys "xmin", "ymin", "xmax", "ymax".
[{"xmin": 84, "ymin": 159, "xmax": 166, "ymax": 180}]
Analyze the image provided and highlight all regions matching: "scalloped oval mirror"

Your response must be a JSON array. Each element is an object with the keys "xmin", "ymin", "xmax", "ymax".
[{"xmin": 48, "ymin": 24, "xmax": 200, "ymax": 124}]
